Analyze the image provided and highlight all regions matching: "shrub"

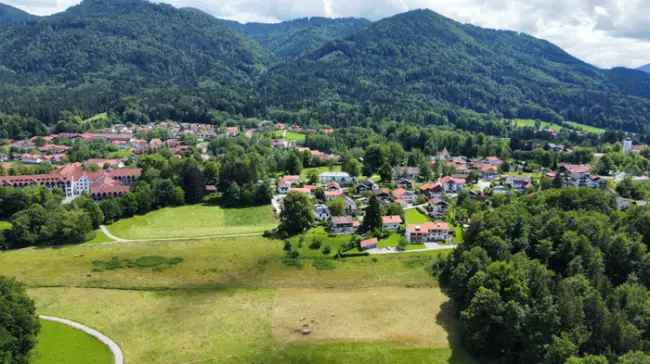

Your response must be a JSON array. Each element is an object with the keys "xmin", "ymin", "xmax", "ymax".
[{"xmin": 309, "ymin": 238, "xmax": 322, "ymax": 250}]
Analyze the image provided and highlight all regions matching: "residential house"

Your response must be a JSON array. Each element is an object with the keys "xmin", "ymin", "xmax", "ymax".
[
  {"xmin": 376, "ymin": 188, "xmax": 393, "ymax": 203},
  {"xmin": 343, "ymin": 196, "xmax": 358, "ymax": 215},
  {"xmin": 392, "ymin": 188, "xmax": 417, "ymax": 207},
  {"xmin": 355, "ymin": 179, "xmax": 379, "ymax": 194},
  {"xmin": 505, "ymin": 176, "xmax": 533, "ymax": 193},
  {"xmin": 277, "ymin": 175, "xmax": 300, "ymax": 194},
  {"xmin": 478, "ymin": 164, "xmax": 498, "ymax": 180},
  {"xmin": 427, "ymin": 197, "xmax": 449, "ymax": 218},
  {"xmin": 438, "ymin": 176, "xmax": 466, "ymax": 193},
  {"xmin": 382, "ymin": 215, "xmax": 403, "ymax": 231},
  {"xmin": 329, "ymin": 216, "xmax": 356, "ymax": 234},
  {"xmin": 559, "ymin": 164, "xmax": 603, "ymax": 188},
  {"xmin": 319, "ymin": 172, "xmax": 354, "ymax": 186},
  {"xmin": 406, "ymin": 222, "xmax": 453, "ymax": 243},
  {"xmin": 420, "ymin": 182, "xmax": 442, "ymax": 198},
  {"xmin": 271, "ymin": 139, "xmax": 291, "ymax": 149},
  {"xmin": 393, "ymin": 166, "xmax": 420, "ymax": 181},
  {"xmin": 360, "ymin": 238, "xmax": 378, "ymax": 250},
  {"xmin": 314, "ymin": 204, "xmax": 331, "ymax": 222}
]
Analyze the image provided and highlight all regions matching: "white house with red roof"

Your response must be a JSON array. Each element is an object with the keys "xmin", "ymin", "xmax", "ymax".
[
  {"xmin": 559, "ymin": 164, "xmax": 602, "ymax": 188},
  {"xmin": 406, "ymin": 222, "xmax": 453, "ymax": 243},
  {"xmin": 278, "ymin": 175, "xmax": 301, "ymax": 194},
  {"xmin": 382, "ymin": 215, "xmax": 403, "ymax": 231},
  {"xmin": 438, "ymin": 176, "xmax": 466, "ymax": 193}
]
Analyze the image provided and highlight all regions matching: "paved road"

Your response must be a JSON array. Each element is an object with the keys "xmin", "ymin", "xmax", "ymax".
[
  {"xmin": 367, "ymin": 244, "xmax": 457, "ymax": 255},
  {"xmin": 100, "ymin": 225, "xmax": 129, "ymax": 242},
  {"xmin": 40, "ymin": 315, "xmax": 124, "ymax": 364}
]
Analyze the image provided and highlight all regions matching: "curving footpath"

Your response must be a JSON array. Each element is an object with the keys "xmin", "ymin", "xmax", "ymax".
[{"xmin": 39, "ymin": 315, "xmax": 124, "ymax": 364}]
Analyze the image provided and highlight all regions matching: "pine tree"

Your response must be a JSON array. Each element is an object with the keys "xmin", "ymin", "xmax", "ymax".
[{"xmin": 362, "ymin": 196, "xmax": 382, "ymax": 233}]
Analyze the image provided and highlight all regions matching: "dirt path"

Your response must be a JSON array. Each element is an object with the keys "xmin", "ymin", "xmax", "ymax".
[
  {"xmin": 98, "ymin": 225, "xmax": 264, "ymax": 244},
  {"xmin": 39, "ymin": 315, "xmax": 124, "ymax": 364}
]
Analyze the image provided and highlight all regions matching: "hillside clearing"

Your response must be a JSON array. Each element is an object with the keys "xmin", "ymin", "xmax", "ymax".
[{"xmin": 106, "ymin": 204, "xmax": 276, "ymax": 240}]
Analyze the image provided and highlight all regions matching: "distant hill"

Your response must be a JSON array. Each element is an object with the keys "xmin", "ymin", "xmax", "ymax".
[
  {"xmin": 224, "ymin": 17, "xmax": 371, "ymax": 61},
  {"xmin": 0, "ymin": 0, "xmax": 267, "ymax": 122},
  {"xmin": 639, "ymin": 64, "xmax": 650, "ymax": 74},
  {"xmin": 261, "ymin": 9, "xmax": 650, "ymax": 131},
  {"xmin": 0, "ymin": 3, "xmax": 36, "ymax": 24},
  {"xmin": 0, "ymin": 3, "xmax": 649, "ymax": 132}
]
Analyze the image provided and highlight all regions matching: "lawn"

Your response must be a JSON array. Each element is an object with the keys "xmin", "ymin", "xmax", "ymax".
[
  {"xmin": 300, "ymin": 165, "xmax": 342, "ymax": 179},
  {"xmin": 405, "ymin": 209, "xmax": 432, "ymax": 224},
  {"xmin": 31, "ymin": 319, "xmax": 113, "ymax": 364},
  {"xmin": 511, "ymin": 118, "xmax": 562, "ymax": 132},
  {"xmin": 565, "ymin": 121, "xmax": 606, "ymax": 134},
  {"xmin": 106, "ymin": 204, "xmax": 277, "ymax": 240},
  {"xmin": 287, "ymin": 131, "xmax": 306, "ymax": 143}
]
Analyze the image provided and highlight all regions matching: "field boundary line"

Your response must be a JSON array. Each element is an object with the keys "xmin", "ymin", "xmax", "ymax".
[
  {"xmin": 98, "ymin": 225, "xmax": 265, "ymax": 244},
  {"xmin": 39, "ymin": 315, "xmax": 124, "ymax": 364}
]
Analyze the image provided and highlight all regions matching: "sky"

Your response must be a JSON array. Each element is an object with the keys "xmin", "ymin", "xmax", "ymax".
[{"xmin": 5, "ymin": 0, "xmax": 650, "ymax": 69}]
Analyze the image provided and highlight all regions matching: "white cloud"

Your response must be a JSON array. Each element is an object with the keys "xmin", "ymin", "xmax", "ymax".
[{"xmin": 4, "ymin": 0, "xmax": 650, "ymax": 68}]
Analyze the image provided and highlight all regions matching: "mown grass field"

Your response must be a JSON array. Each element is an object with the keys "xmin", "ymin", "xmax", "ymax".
[
  {"xmin": 31, "ymin": 319, "xmax": 113, "ymax": 364},
  {"xmin": 405, "ymin": 208, "xmax": 432, "ymax": 224},
  {"xmin": 511, "ymin": 118, "xmax": 562, "ymax": 131},
  {"xmin": 511, "ymin": 118, "xmax": 605, "ymax": 135},
  {"xmin": 2, "ymin": 210, "xmax": 475, "ymax": 364},
  {"xmin": 106, "ymin": 204, "xmax": 276, "ymax": 240},
  {"xmin": 300, "ymin": 165, "xmax": 342, "ymax": 179},
  {"xmin": 565, "ymin": 121, "xmax": 605, "ymax": 134}
]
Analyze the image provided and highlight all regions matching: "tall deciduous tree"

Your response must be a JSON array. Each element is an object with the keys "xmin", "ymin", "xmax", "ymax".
[
  {"xmin": 280, "ymin": 191, "xmax": 314, "ymax": 235},
  {"xmin": 0, "ymin": 277, "xmax": 40, "ymax": 364}
]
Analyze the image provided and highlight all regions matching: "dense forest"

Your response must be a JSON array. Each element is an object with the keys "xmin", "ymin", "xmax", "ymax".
[
  {"xmin": 0, "ymin": 3, "xmax": 35, "ymax": 24},
  {"xmin": 441, "ymin": 189, "xmax": 650, "ymax": 363},
  {"xmin": 0, "ymin": 0, "xmax": 649, "ymax": 133}
]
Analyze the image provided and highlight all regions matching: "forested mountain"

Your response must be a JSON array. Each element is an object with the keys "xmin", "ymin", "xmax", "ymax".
[
  {"xmin": 0, "ymin": 0, "xmax": 266, "ymax": 122},
  {"xmin": 1, "ymin": 3, "xmax": 650, "ymax": 133},
  {"xmin": 0, "ymin": 3, "xmax": 36, "ymax": 24},
  {"xmin": 640, "ymin": 64, "xmax": 650, "ymax": 74},
  {"xmin": 223, "ymin": 17, "xmax": 371, "ymax": 61},
  {"xmin": 261, "ymin": 9, "xmax": 650, "ymax": 132}
]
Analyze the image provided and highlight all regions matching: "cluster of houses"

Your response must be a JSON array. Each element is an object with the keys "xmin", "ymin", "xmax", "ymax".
[{"xmin": 275, "ymin": 171, "xmax": 456, "ymax": 247}]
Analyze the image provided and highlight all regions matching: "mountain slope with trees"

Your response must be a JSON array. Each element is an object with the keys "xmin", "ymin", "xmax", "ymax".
[
  {"xmin": 0, "ymin": 0, "xmax": 267, "ymax": 123},
  {"xmin": 0, "ymin": 4, "xmax": 649, "ymax": 133},
  {"xmin": 0, "ymin": 3, "xmax": 36, "ymax": 24},
  {"xmin": 223, "ymin": 17, "xmax": 371, "ymax": 61},
  {"xmin": 261, "ymin": 9, "xmax": 650, "ymax": 132}
]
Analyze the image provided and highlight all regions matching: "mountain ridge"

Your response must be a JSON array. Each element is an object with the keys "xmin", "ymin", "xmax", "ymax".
[
  {"xmin": 260, "ymin": 9, "xmax": 650, "ymax": 131},
  {"xmin": 0, "ymin": 3, "xmax": 36, "ymax": 24},
  {"xmin": 640, "ymin": 64, "xmax": 650, "ymax": 74},
  {"xmin": 0, "ymin": 3, "xmax": 649, "ymax": 132}
]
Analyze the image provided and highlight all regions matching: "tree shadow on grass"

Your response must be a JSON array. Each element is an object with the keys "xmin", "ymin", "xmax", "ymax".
[{"xmin": 436, "ymin": 300, "xmax": 482, "ymax": 364}]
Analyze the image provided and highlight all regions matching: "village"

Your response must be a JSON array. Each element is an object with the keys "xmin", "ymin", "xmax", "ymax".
[{"xmin": 2, "ymin": 118, "xmax": 648, "ymax": 254}]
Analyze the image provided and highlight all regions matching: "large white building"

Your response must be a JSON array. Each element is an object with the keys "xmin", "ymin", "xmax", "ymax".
[{"xmin": 319, "ymin": 172, "xmax": 354, "ymax": 186}]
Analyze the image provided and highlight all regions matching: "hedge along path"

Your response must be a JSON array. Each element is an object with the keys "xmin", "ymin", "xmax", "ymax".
[{"xmin": 39, "ymin": 315, "xmax": 124, "ymax": 364}]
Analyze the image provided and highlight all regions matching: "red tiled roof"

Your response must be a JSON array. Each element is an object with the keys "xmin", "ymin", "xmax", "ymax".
[
  {"xmin": 561, "ymin": 164, "xmax": 591, "ymax": 174},
  {"xmin": 332, "ymin": 216, "xmax": 354, "ymax": 225},
  {"xmin": 406, "ymin": 222, "xmax": 450, "ymax": 234},
  {"xmin": 360, "ymin": 238, "xmax": 378, "ymax": 248},
  {"xmin": 382, "ymin": 215, "xmax": 403, "ymax": 225}
]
